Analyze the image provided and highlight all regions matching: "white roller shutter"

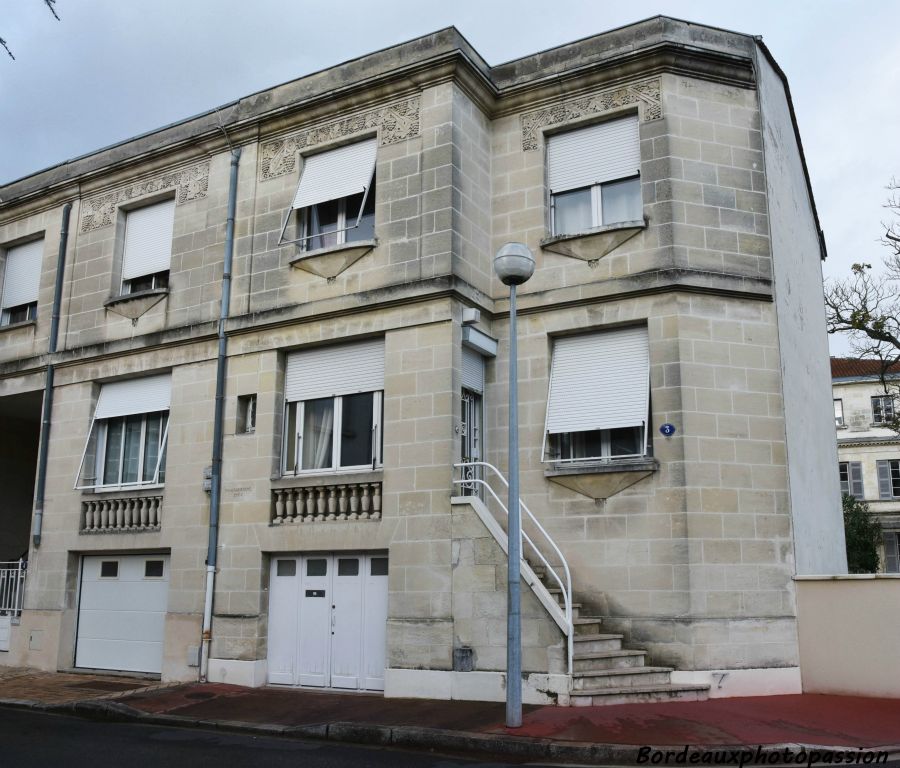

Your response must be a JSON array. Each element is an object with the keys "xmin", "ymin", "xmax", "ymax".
[
  {"xmin": 95, "ymin": 374, "xmax": 172, "ymax": 419},
  {"xmin": 122, "ymin": 199, "xmax": 175, "ymax": 281},
  {"xmin": 291, "ymin": 139, "xmax": 377, "ymax": 211},
  {"xmin": 547, "ymin": 115, "xmax": 640, "ymax": 194},
  {"xmin": 546, "ymin": 326, "xmax": 649, "ymax": 435},
  {"xmin": 462, "ymin": 347, "xmax": 484, "ymax": 394},
  {"xmin": 285, "ymin": 339, "xmax": 384, "ymax": 402},
  {"xmin": 1, "ymin": 239, "xmax": 43, "ymax": 309}
]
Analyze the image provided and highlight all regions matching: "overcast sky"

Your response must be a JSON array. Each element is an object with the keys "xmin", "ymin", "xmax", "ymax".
[{"xmin": 2, "ymin": 1, "xmax": 898, "ymax": 355}]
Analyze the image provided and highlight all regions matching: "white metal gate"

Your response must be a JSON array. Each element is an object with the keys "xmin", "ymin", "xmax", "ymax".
[
  {"xmin": 267, "ymin": 553, "xmax": 388, "ymax": 690},
  {"xmin": 0, "ymin": 559, "xmax": 26, "ymax": 652}
]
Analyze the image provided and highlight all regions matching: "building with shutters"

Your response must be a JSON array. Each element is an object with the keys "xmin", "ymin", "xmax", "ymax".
[
  {"xmin": 831, "ymin": 357, "xmax": 900, "ymax": 573},
  {"xmin": 0, "ymin": 18, "xmax": 845, "ymax": 704}
]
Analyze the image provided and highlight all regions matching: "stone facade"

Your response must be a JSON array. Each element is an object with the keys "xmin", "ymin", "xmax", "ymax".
[{"xmin": 0, "ymin": 18, "xmax": 842, "ymax": 700}]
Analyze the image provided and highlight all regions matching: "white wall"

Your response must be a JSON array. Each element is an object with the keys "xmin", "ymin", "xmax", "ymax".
[{"xmin": 756, "ymin": 49, "xmax": 847, "ymax": 575}]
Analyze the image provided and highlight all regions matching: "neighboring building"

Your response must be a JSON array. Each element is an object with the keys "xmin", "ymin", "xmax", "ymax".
[
  {"xmin": 831, "ymin": 357, "xmax": 900, "ymax": 572},
  {"xmin": 0, "ymin": 17, "xmax": 845, "ymax": 704}
]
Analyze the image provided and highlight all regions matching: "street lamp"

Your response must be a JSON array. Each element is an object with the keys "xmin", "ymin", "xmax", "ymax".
[{"xmin": 493, "ymin": 242, "xmax": 535, "ymax": 729}]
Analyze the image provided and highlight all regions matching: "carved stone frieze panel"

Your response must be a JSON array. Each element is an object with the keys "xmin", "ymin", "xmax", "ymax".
[
  {"xmin": 80, "ymin": 161, "xmax": 210, "ymax": 233},
  {"xmin": 520, "ymin": 78, "xmax": 662, "ymax": 151},
  {"xmin": 258, "ymin": 95, "xmax": 420, "ymax": 181}
]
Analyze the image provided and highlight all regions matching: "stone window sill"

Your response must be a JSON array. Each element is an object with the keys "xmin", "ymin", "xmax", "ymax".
[
  {"xmin": 540, "ymin": 219, "xmax": 646, "ymax": 262},
  {"xmin": 0, "ymin": 319, "xmax": 36, "ymax": 334},
  {"xmin": 544, "ymin": 457, "xmax": 658, "ymax": 500},
  {"xmin": 104, "ymin": 288, "xmax": 168, "ymax": 320},
  {"xmin": 80, "ymin": 485, "xmax": 165, "ymax": 499},
  {"xmin": 271, "ymin": 469, "xmax": 383, "ymax": 490},
  {"xmin": 290, "ymin": 239, "xmax": 377, "ymax": 280}
]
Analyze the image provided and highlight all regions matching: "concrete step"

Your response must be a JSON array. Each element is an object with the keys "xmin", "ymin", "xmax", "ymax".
[
  {"xmin": 573, "ymin": 633, "xmax": 632, "ymax": 654},
  {"xmin": 573, "ymin": 649, "xmax": 647, "ymax": 672},
  {"xmin": 573, "ymin": 618, "xmax": 602, "ymax": 636},
  {"xmin": 572, "ymin": 667, "xmax": 673, "ymax": 690},
  {"xmin": 569, "ymin": 683, "xmax": 710, "ymax": 707}
]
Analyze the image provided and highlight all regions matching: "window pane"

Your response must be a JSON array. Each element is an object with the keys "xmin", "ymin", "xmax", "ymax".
[
  {"xmin": 142, "ymin": 412, "xmax": 162, "ymax": 482},
  {"xmin": 340, "ymin": 392, "xmax": 374, "ymax": 467},
  {"xmin": 370, "ymin": 557, "xmax": 388, "ymax": 576},
  {"xmin": 285, "ymin": 401, "xmax": 298, "ymax": 473},
  {"xmin": 100, "ymin": 561, "xmax": 118, "ymax": 578},
  {"xmin": 301, "ymin": 398, "xmax": 334, "ymax": 470},
  {"xmin": 553, "ymin": 188, "xmax": 592, "ymax": 235},
  {"xmin": 338, "ymin": 558, "xmax": 359, "ymax": 576},
  {"xmin": 103, "ymin": 419, "xmax": 124, "ymax": 484},
  {"xmin": 158, "ymin": 417, "xmax": 168, "ymax": 484},
  {"xmin": 306, "ymin": 558, "xmax": 327, "ymax": 577},
  {"xmin": 144, "ymin": 560, "xmax": 164, "ymax": 578},
  {"xmin": 122, "ymin": 414, "xmax": 143, "ymax": 484},
  {"xmin": 276, "ymin": 559, "xmax": 297, "ymax": 577},
  {"xmin": 834, "ymin": 399, "xmax": 844, "ymax": 426},
  {"xmin": 838, "ymin": 463, "xmax": 849, "ymax": 495},
  {"xmin": 346, "ymin": 183, "xmax": 376, "ymax": 243},
  {"xmin": 609, "ymin": 427, "xmax": 642, "ymax": 456},
  {"xmin": 601, "ymin": 176, "xmax": 642, "ymax": 224},
  {"xmin": 308, "ymin": 199, "xmax": 339, "ymax": 249}
]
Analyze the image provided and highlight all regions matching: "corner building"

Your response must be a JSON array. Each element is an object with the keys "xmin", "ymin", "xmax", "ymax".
[{"xmin": 0, "ymin": 18, "xmax": 846, "ymax": 704}]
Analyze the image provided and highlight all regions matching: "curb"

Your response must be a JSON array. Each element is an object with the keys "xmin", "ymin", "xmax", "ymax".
[{"xmin": 2, "ymin": 697, "xmax": 899, "ymax": 765}]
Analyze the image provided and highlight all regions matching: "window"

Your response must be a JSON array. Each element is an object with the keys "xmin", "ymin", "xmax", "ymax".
[
  {"xmin": 872, "ymin": 395, "xmax": 895, "ymax": 425},
  {"xmin": 100, "ymin": 561, "xmax": 119, "ymax": 578},
  {"xmin": 839, "ymin": 461, "xmax": 864, "ymax": 499},
  {"xmin": 279, "ymin": 139, "xmax": 377, "ymax": 251},
  {"xmin": 543, "ymin": 326, "xmax": 650, "ymax": 463},
  {"xmin": 884, "ymin": 533, "xmax": 900, "ymax": 573},
  {"xmin": 283, "ymin": 339, "xmax": 384, "ymax": 474},
  {"xmin": 834, "ymin": 398, "xmax": 844, "ymax": 427},
  {"xmin": 75, "ymin": 374, "xmax": 171, "ymax": 490},
  {"xmin": 877, "ymin": 460, "xmax": 900, "ymax": 500},
  {"xmin": 237, "ymin": 394, "xmax": 257, "ymax": 434},
  {"xmin": 547, "ymin": 115, "xmax": 641, "ymax": 236},
  {"xmin": 1, "ymin": 239, "xmax": 43, "ymax": 326},
  {"xmin": 121, "ymin": 199, "xmax": 175, "ymax": 295},
  {"xmin": 144, "ymin": 560, "xmax": 164, "ymax": 578}
]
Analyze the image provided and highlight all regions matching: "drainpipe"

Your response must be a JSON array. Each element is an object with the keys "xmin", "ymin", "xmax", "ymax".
[
  {"xmin": 32, "ymin": 202, "xmax": 72, "ymax": 549},
  {"xmin": 200, "ymin": 146, "xmax": 241, "ymax": 682}
]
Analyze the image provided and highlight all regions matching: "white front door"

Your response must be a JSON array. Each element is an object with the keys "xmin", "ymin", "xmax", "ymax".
[
  {"xmin": 76, "ymin": 554, "xmax": 170, "ymax": 674},
  {"xmin": 267, "ymin": 553, "xmax": 387, "ymax": 690}
]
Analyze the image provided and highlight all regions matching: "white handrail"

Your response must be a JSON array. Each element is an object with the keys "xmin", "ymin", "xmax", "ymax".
[{"xmin": 453, "ymin": 461, "xmax": 574, "ymax": 676}]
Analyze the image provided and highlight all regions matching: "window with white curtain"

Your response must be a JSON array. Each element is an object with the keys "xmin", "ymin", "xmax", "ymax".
[
  {"xmin": 547, "ymin": 115, "xmax": 642, "ymax": 236},
  {"xmin": 280, "ymin": 139, "xmax": 377, "ymax": 251},
  {"xmin": 283, "ymin": 339, "xmax": 384, "ymax": 474},
  {"xmin": 1, "ymin": 239, "xmax": 43, "ymax": 326},
  {"xmin": 543, "ymin": 326, "xmax": 650, "ymax": 463},
  {"xmin": 75, "ymin": 374, "xmax": 171, "ymax": 490},
  {"xmin": 120, "ymin": 199, "xmax": 175, "ymax": 294}
]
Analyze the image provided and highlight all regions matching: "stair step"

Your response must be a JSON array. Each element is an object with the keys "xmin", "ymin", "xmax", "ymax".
[
  {"xmin": 572, "ymin": 667, "xmax": 673, "ymax": 690},
  {"xmin": 570, "ymin": 684, "xmax": 710, "ymax": 706},
  {"xmin": 573, "ymin": 618, "xmax": 602, "ymax": 636},
  {"xmin": 573, "ymin": 633, "xmax": 629, "ymax": 654},
  {"xmin": 574, "ymin": 649, "xmax": 648, "ymax": 672}
]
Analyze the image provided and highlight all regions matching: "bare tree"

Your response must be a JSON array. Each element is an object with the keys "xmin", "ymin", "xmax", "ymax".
[
  {"xmin": 825, "ymin": 179, "xmax": 900, "ymax": 427},
  {"xmin": 2, "ymin": 1, "xmax": 60, "ymax": 60}
]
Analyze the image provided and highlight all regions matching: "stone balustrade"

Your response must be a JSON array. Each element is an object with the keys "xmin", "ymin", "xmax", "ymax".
[
  {"xmin": 81, "ymin": 495, "xmax": 163, "ymax": 533},
  {"xmin": 272, "ymin": 481, "xmax": 382, "ymax": 524}
]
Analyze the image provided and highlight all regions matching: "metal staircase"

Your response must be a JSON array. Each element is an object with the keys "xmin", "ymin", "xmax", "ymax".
[{"xmin": 453, "ymin": 462, "xmax": 708, "ymax": 705}]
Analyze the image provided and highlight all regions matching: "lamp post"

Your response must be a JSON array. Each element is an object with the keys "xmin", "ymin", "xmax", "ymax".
[{"xmin": 493, "ymin": 242, "xmax": 535, "ymax": 729}]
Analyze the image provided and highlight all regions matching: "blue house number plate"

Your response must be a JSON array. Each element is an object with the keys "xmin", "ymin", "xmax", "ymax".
[{"xmin": 659, "ymin": 423, "xmax": 676, "ymax": 436}]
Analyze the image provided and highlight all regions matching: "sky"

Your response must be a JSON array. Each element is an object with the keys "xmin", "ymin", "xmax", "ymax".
[{"xmin": 2, "ymin": 1, "xmax": 898, "ymax": 356}]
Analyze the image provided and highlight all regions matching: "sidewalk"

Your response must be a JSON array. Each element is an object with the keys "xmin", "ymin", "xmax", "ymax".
[{"xmin": 2, "ymin": 668, "xmax": 899, "ymax": 764}]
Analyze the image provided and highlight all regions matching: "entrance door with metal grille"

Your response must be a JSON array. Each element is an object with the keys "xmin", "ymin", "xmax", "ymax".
[
  {"xmin": 267, "ymin": 553, "xmax": 388, "ymax": 690},
  {"xmin": 460, "ymin": 389, "xmax": 483, "ymax": 495}
]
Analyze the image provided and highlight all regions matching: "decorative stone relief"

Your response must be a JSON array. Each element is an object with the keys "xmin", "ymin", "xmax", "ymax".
[
  {"xmin": 258, "ymin": 95, "xmax": 420, "ymax": 181},
  {"xmin": 80, "ymin": 161, "xmax": 210, "ymax": 233},
  {"xmin": 521, "ymin": 78, "xmax": 662, "ymax": 151}
]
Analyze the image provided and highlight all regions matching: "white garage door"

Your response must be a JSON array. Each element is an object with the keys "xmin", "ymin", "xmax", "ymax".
[
  {"xmin": 267, "ymin": 553, "xmax": 388, "ymax": 690},
  {"xmin": 76, "ymin": 554, "xmax": 169, "ymax": 674}
]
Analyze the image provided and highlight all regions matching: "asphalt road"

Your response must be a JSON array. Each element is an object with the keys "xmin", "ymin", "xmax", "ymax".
[{"xmin": 0, "ymin": 708, "xmax": 548, "ymax": 767}]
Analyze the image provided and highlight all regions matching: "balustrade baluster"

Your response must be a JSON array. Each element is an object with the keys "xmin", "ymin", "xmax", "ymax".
[{"xmin": 372, "ymin": 483, "xmax": 382, "ymax": 520}]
